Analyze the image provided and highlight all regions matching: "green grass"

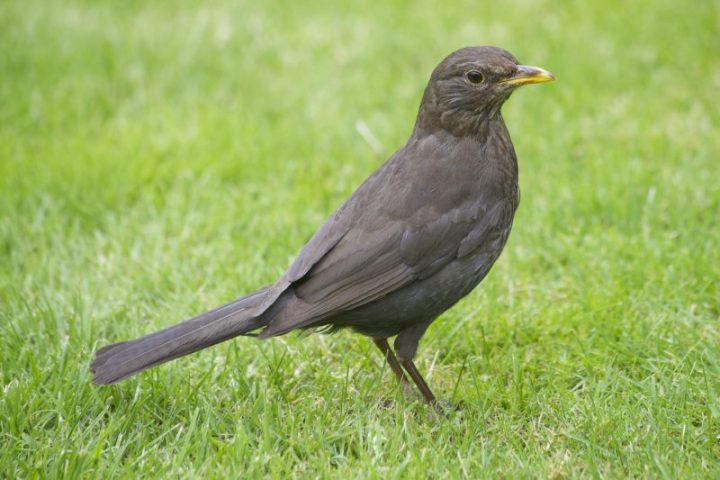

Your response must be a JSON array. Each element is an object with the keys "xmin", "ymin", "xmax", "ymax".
[{"xmin": 1, "ymin": 0, "xmax": 719, "ymax": 477}]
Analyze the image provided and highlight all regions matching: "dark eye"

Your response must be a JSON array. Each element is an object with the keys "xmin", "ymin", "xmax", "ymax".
[{"xmin": 465, "ymin": 70, "xmax": 484, "ymax": 84}]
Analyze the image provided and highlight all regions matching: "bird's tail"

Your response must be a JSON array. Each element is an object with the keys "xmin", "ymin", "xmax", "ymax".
[{"xmin": 90, "ymin": 287, "xmax": 270, "ymax": 385}]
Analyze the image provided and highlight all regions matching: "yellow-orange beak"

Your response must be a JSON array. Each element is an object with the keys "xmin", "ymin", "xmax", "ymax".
[{"xmin": 501, "ymin": 65, "xmax": 556, "ymax": 86}]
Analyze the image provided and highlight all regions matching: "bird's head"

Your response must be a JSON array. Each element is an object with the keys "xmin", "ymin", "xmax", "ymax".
[{"xmin": 416, "ymin": 46, "xmax": 554, "ymax": 136}]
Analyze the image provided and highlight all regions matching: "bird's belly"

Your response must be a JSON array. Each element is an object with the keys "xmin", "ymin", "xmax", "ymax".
[{"xmin": 328, "ymin": 226, "xmax": 511, "ymax": 338}]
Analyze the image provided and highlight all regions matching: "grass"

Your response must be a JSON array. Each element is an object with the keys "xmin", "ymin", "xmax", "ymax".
[{"xmin": 1, "ymin": 0, "xmax": 719, "ymax": 477}]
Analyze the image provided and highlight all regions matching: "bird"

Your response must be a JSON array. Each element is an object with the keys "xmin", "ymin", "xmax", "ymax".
[{"xmin": 91, "ymin": 46, "xmax": 555, "ymax": 405}]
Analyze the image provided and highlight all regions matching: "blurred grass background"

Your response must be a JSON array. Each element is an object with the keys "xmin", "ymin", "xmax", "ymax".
[{"xmin": 1, "ymin": 0, "xmax": 719, "ymax": 477}]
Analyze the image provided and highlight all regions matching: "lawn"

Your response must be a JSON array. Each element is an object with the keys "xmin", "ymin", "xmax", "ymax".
[{"xmin": 1, "ymin": 0, "xmax": 719, "ymax": 477}]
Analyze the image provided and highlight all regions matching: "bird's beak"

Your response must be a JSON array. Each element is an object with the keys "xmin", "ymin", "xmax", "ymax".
[{"xmin": 501, "ymin": 65, "xmax": 556, "ymax": 86}]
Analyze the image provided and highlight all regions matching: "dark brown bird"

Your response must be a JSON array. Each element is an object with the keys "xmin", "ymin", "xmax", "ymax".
[{"xmin": 91, "ymin": 46, "xmax": 554, "ymax": 404}]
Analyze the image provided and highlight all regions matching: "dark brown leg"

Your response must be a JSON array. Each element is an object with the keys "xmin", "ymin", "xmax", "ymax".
[
  {"xmin": 399, "ymin": 358, "xmax": 437, "ymax": 405},
  {"xmin": 372, "ymin": 338, "xmax": 411, "ymax": 390}
]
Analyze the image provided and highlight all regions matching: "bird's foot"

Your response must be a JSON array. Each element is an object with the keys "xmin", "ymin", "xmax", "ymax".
[{"xmin": 430, "ymin": 399, "xmax": 458, "ymax": 416}]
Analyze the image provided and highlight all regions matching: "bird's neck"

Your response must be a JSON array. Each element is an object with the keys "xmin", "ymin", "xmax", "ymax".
[
  {"xmin": 413, "ymin": 106, "xmax": 506, "ymax": 141},
  {"xmin": 412, "ymin": 86, "xmax": 508, "ymax": 140}
]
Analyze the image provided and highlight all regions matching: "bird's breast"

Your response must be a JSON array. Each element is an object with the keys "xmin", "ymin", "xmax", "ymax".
[{"xmin": 387, "ymin": 129, "xmax": 517, "ymax": 219}]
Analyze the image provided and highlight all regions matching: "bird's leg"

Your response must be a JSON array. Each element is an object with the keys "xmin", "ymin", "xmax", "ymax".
[
  {"xmin": 392, "ymin": 322, "xmax": 438, "ymax": 405},
  {"xmin": 372, "ymin": 338, "xmax": 412, "ymax": 393},
  {"xmin": 399, "ymin": 358, "xmax": 437, "ymax": 405}
]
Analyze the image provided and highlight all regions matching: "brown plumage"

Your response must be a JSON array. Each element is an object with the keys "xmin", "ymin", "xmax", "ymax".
[{"xmin": 91, "ymin": 46, "xmax": 554, "ymax": 404}]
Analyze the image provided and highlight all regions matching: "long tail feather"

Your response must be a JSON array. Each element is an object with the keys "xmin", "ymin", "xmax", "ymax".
[{"xmin": 91, "ymin": 287, "xmax": 270, "ymax": 384}]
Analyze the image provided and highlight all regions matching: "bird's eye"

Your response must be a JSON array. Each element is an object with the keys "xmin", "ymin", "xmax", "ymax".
[{"xmin": 465, "ymin": 70, "xmax": 484, "ymax": 84}]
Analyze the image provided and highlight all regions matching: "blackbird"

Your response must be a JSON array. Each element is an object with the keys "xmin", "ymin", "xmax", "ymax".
[{"xmin": 91, "ymin": 46, "xmax": 554, "ymax": 404}]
